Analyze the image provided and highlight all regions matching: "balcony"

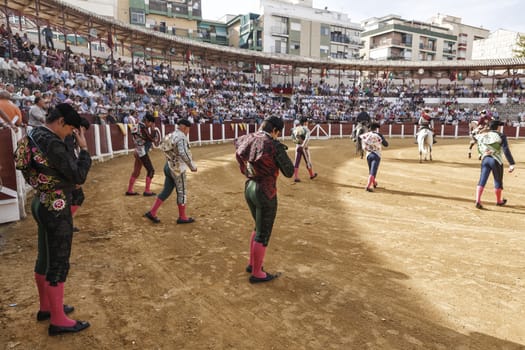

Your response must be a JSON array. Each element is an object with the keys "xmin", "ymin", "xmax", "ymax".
[
  {"xmin": 271, "ymin": 26, "xmax": 288, "ymax": 36},
  {"xmin": 330, "ymin": 33, "xmax": 350, "ymax": 44},
  {"xmin": 419, "ymin": 43, "xmax": 436, "ymax": 52},
  {"xmin": 386, "ymin": 54, "xmax": 409, "ymax": 60},
  {"xmin": 270, "ymin": 46, "xmax": 288, "ymax": 54},
  {"xmin": 371, "ymin": 38, "xmax": 411, "ymax": 49},
  {"xmin": 149, "ymin": 0, "xmax": 168, "ymax": 13}
]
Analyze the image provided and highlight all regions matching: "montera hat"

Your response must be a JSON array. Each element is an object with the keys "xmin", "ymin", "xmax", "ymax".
[
  {"xmin": 55, "ymin": 103, "xmax": 81, "ymax": 128},
  {"xmin": 264, "ymin": 116, "xmax": 284, "ymax": 130},
  {"xmin": 177, "ymin": 118, "xmax": 192, "ymax": 127}
]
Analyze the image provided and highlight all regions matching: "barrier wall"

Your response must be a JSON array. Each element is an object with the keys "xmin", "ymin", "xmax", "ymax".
[
  {"xmin": 0, "ymin": 128, "xmax": 22, "ymax": 223},
  {"xmin": 1, "ymin": 121, "xmax": 523, "ymax": 223}
]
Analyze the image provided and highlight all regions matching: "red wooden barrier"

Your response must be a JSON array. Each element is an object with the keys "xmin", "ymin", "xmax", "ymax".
[{"xmin": 0, "ymin": 129, "xmax": 16, "ymax": 201}]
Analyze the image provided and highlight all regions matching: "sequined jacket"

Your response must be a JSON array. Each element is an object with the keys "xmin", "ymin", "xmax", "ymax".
[
  {"xmin": 14, "ymin": 127, "xmax": 91, "ymax": 211},
  {"xmin": 235, "ymin": 131, "xmax": 294, "ymax": 199}
]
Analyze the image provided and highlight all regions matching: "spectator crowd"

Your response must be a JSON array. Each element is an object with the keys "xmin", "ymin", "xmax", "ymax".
[{"xmin": 2, "ymin": 26, "xmax": 525, "ymax": 131}]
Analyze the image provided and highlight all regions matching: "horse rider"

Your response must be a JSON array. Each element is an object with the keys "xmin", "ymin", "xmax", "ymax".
[
  {"xmin": 416, "ymin": 107, "xmax": 436, "ymax": 144},
  {"xmin": 477, "ymin": 109, "xmax": 492, "ymax": 132},
  {"xmin": 352, "ymin": 105, "xmax": 371, "ymax": 141}
]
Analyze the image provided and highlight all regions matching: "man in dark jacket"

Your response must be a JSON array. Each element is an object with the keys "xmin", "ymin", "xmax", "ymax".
[{"xmin": 235, "ymin": 116, "xmax": 294, "ymax": 283}]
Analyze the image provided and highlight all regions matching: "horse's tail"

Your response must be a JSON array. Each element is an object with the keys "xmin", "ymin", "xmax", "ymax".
[
  {"xmin": 418, "ymin": 135, "xmax": 425, "ymax": 153},
  {"xmin": 418, "ymin": 129, "xmax": 432, "ymax": 153},
  {"xmin": 426, "ymin": 131, "xmax": 433, "ymax": 151}
]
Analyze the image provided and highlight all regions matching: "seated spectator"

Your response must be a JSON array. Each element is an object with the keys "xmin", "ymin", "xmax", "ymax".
[
  {"xmin": 0, "ymin": 23, "xmax": 8, "ymax": 37},
  {"xmin": 8, "ymin": 57, "xmax": 30, "ymax": 81},
  {"xmin": 39, "ymin": 46, "xmax": 48, "ymax": 67},
  {"xmin": 0, "ymin": 57, "xmax": 10, "ymax": 80},
  {"xmin": 13, "ymin": 87, "xmax": 33, "ymax": 107},
  {"xmin": 26, "ymin": 70, "xmax": 43, "ymax": 91},
  {"xmin": 79, "ymin": 97, "xmax": 91, "ymax": 113},
  {"xmin": 72, "ymin": 95, "xmax": 82, "ymax": 110},
  {"xmin": 31, "ymin": 44, "xmax": 40, "ymax": 60},
  {"xmin": 27, "ymin": 96, "xmax": 47, "ymax": 127}
]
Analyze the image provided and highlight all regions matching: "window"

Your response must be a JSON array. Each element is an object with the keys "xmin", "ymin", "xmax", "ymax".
[
  {"xmin": 130, "ymin": 10, "xmax": 145, "ymax": 25},
  {"xmin": 401, "ymin": 33, "xmax": 412, "ymax": 46}
]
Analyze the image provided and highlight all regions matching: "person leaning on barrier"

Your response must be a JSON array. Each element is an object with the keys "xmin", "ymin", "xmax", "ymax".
[{"xmin": 0, "ymin": 107, "xmax": 18, "ymax": 132}]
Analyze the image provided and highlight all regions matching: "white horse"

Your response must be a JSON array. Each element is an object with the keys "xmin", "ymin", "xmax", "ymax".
[
  {"xmin": 353, "ymin": 122, "xmax": 368, "ymax": 159},
  {"xmin": 417, "ymin": 128, "xmax": 433, "ymax": 163}
]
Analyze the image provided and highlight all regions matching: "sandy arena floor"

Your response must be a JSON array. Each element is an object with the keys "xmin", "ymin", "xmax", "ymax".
[{"xmin": 1, "ymin": 137, "xmax": 524, "ymax": 350}]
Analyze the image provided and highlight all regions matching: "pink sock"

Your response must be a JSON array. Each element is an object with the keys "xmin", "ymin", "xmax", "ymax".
[
  {"xmin": 150, "ymin": 198, "xmax": 163, "ymax": 217},
  {"xmin": 70, "ymin": 205, "xmax": 79, "ymax": 216},
  {"xmin": 495, "ymin": 188, "xmax": 503, "ymax": 203},
  {"xmin": 48, "ymin": 283, "xmax": 75, "ymax": 327},
  {"xmin": 145, "ymin": 176, "xmax": 152, "ymax": 193},
  {"xmin": 367, "ymin": 175, "xmax": 375, "ymax": 189},
  {"xmin": 35, "ymin": 273, "xmax": 50, "ymax": 312},
  {"xmin": 252, "ymin": 242, "xmax": 267, "ymax": 278},
  {"xmin": 476, "ymin": 185, "xmax": 484, "ymax": 204},
  {"xmin": 249, "ymin": 231, "xmax": 256, "ymax": 267},
  {"xmin": 293, "ymin": 168, "xmax": 299, "ymax": 180},
  {"xmin": 307, "ymin": 167, "xmax": 314, "ymax": 177},
  {"xmin": 127, "ymin": 176, "xmax": 137, "ymax": 193},
  {"xmin": 178, "ymin": 204, "xmax": 187, "ymax": 220}
]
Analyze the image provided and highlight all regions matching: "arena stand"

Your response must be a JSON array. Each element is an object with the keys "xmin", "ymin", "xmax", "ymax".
[{"xmin": 2, "ymin": 120, "xmax": 525, "ymax": 224}]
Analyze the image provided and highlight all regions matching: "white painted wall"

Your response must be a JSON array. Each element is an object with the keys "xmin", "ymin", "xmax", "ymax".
[
  {"xmin": 472, "ymin": 29, "xmax": 522, "ymax": 59},
  {"xmin": 60, "ymin": 0, "xmax": 117, "ymax": 18}
]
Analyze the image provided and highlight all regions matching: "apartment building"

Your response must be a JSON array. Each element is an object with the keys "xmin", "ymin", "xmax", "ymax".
[
  {"xmin": 430, "ymin": 14, "xmax": 489, "ymax": 60},
  {"xmin": 259, "ymin": 0, "xmax": 363, "ymax": 59},
  {"xmin": 227, "ymin": 13, "xmax": 263, "ymax": 51},
  {"xmin": 360, "ymin": 14, "xmax": 489, "ymax": 61}
]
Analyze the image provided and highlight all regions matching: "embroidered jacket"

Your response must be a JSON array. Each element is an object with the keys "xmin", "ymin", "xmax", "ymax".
[
  {"xmin": 292, "ymin": 125, "xmax": 311, "ymax": 147},
  {"xmin": 14, "ymin": 127, "xmax": 91, "ymax": 211},
  {"xmin": 235, "ymin": 131, "xmax": 294, "ymax": 199},
  {"xmin": 162, "ymin": 128, "xmax": 197, "ymax": 176},
  {"xmin": 360, "ymin": 131, "xmax": 388, "ymax": 157},
  {"xmin": 131, "ymin": 121, "xmax": 155, "ymax": 157},
  {"xmin": 475, "ymin": 130, "xmax": 515, "ymax": 166}
]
